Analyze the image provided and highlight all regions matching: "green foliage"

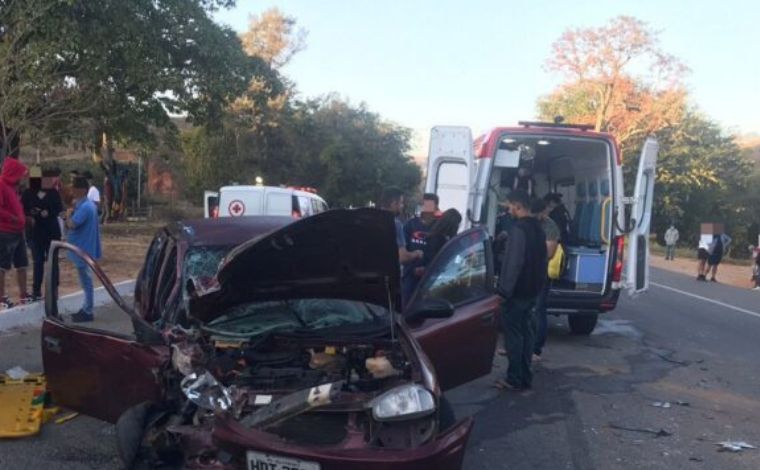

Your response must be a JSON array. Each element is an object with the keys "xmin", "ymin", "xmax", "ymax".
[
  {"xmin": 642, "ymin": 112, "xmax": 758, "ymax": 254},
  {"xmin": 180, "ymin": 96, "xmax": 421, "ymax": 207}
]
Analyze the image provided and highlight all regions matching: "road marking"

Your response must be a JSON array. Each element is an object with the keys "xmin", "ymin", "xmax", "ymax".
[{"xmin": 651, "ymin": 282, "xmax": 760, "ymax": 319}]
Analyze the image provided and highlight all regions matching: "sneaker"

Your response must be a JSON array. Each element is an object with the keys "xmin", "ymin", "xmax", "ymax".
[
  {"xmin": 697, "ymin": 275, "xmax": 706, "ymax": 281},
  {"xmin": 710, "ymin": 277, "xmax": 718, "ymax": 283},
  {"xmin": 752, "ymin": 286, "xmax": 760, "ymax": 291},
  {"xmin": 19, "ymin": 294, "xmax": 35, "ymax": 305},
  {"xmin": 1, "ymin": 296, "xmax": 14, "ymax": 309},
  {"xmin": 70, "ymin": 311, "xmax": 94, "ymax": 323}
]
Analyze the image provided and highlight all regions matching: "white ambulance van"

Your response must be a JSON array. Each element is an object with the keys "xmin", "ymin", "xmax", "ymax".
[
  {"xmin": 204, "ymin": 186, "xmax": 328, "ymax": 219},
  {"xmin": 424, "ymin": 121, "xmax": 658, "ymax": 334}
]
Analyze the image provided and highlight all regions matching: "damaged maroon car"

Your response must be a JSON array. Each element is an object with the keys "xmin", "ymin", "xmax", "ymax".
[{"xmin": 41, "ymin": 209, "xmax": 500, "ymax": 469}]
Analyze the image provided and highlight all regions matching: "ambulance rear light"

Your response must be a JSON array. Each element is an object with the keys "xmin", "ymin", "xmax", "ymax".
[{"xmin": 612, "ymin": 236, "xmax": 624, "ymax": 282}]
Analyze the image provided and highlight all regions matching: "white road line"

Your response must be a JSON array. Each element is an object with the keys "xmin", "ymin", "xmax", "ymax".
[{"xmin": 651, "ymin": 282, "xmax": 760, "ymax": 320}]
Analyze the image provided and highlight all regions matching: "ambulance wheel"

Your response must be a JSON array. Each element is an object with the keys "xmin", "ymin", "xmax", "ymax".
[{"xmin": 568, "ymin": 314, "xmax": 598, "ymax": 335}]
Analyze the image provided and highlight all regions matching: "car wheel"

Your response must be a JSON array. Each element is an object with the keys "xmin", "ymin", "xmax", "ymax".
[
  {"xmin": 116, "ymin": 402, "xmax": 153, "ymax": 470},
  {"xmin": 567, "ymin": 314, "xmax": 598, "ymax": 335},
  {"xmin": 438, "ymin": 395, "xmax": 456, "ymax": 431}
]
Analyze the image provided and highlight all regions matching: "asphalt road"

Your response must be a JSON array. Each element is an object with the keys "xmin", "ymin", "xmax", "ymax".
[{"xmin": 1, "ymin": 267, "xmax": 759, "ymax": 469}]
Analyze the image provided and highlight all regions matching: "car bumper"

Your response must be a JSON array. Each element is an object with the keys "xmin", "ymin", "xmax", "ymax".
[
  {"xmin": 192, "ymin": 416, "xmax": 473, "ymax": 470},
  {"xmin": 546, "ymin": 285, "xmax": 620, "ymax": 312}
]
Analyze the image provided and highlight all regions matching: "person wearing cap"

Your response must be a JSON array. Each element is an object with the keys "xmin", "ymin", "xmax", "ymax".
[
  {"xmin": 0, "ymin": 157, "xmax": 29, "ymax": 309},
  {"xmin": 81, "ymin": 170, "xmax": 101, "ymax": 210},
  {"xmin": 22, "ymin": 166, "xmax": 64, "ymax": 301},
  {"xmin": 63, "ymin": 176, "xmax": 102, "ymax": 322}
]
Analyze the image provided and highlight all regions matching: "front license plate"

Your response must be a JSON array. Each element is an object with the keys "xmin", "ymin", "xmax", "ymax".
[{"xmin": 246, "ymin": 451, "xmax": 321, "ymax": 470}]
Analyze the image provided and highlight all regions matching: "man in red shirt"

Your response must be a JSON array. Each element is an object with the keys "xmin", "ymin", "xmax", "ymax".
[{"xmin": 0, "ymin": 157, "xmax": 29, "ymax": 309}]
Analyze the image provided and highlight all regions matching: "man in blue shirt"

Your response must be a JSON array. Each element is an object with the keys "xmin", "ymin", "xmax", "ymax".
[{"xmin": 64, "ymin": 176, "xmax": 102, "ymax": 322}]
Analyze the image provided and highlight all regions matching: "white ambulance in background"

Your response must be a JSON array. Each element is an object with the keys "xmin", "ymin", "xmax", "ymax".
[
  {"xmin": 204, "ymin": 186, "xmax": 328, "ymax": 219},
  {"xmin": 424, "ymin": 121, "xmax": 658, "ymax": 334}
]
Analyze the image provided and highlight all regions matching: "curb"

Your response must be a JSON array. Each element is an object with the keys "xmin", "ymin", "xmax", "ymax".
[{"xmin": 0, "ymin": 279, "xmax": 136, "ymax": 332}]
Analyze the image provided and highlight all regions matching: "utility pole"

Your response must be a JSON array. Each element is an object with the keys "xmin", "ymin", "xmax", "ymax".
[{"xmin": 137, "ymin": 154, "xmax": 142, "ymax": 209}]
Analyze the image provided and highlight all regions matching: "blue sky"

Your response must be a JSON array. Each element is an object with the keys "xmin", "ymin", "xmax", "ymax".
[{"xmin": 216, "ymin": 0, "xmax": 760, "ymax": 143}]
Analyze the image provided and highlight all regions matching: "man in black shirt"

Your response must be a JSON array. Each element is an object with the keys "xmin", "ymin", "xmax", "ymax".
[
  {"xmin": 401, "ymin": 193, "xmax": 439, "ymax": 305},
  {"xmin": 22, "ymin": 172, "xmax": 63, "ymax": 300},
  {"xmin": 495, "ymin": 190, "xmax": 547, "ymax": 391}
]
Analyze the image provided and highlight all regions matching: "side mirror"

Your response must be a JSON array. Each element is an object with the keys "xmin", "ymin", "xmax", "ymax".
[{"xmin": 406, "ymin": 298, "xmax": 455, "ymax": 323}]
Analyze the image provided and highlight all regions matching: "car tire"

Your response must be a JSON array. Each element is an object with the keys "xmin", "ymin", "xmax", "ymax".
[
  {"xmin": 438, "ymin": 395, "xmax": 456, "ymax": 431},
  {"xmin": 567, "ymin": 314, "xmax": 598, "ymax": 335},
  {"xmin": 116, "ymin": 402, "xmax": 153, "ymax": 470}
]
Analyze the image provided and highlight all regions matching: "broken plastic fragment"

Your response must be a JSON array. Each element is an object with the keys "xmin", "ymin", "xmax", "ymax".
[
  {"xmin": 366, "ymin": 357, "xmax": 400, "ymax": 379},
  {"xmin": 716, "ymin": 441, "xmax": 756, "ymax": 452},
  {"xmin": 180, "ymin": 371, "xmax": 232, "ymax": 411},
  {"xmin": 651, "ymin": 402, "xmax": 671, "ymax": 408},
  {"xmin": 5, "ymin": 366, "xmax": 29, "ymax": 380}
]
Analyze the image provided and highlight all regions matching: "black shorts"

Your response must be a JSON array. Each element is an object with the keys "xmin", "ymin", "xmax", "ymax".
[
  {"xmin": 0, "ymin": 232, "xmax": 23, "ymax": 271},
  {"xmin": 697, "ymin": 248, "xmax": 709, "ymax": 261},
  {"xmin": 708, "ymin": 254, "xmax": 723, "ymax": 266}
]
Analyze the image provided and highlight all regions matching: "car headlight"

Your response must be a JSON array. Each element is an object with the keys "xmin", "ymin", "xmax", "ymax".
[
  {"xmin": 370, "ymin": 384, "xmax": 435, "ymax": 421},
  {"xmin": 180, "ymin": 371, "xmax": 232, "ymax": 412}
]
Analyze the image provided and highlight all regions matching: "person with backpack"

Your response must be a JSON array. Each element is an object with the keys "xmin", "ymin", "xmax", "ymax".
[
  {"xmin": 531, "ymin": 198, "xmax": 561, "ymax": 361},
  {"xmin": 707, "ymin": 231, "xmax": 731, "ymax": 283}
]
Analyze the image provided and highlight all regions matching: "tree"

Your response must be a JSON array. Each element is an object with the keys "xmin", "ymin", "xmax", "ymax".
[
  {"xmin": 540, "ymin": 16, "xmax": 688, "ymax": 153},
  {"xmin": 650, "ymin": 112, "xmax": 755, "ymax": 248},
  {"xmin": 0, "ymin": 0, "xmax": 93, "ymax": 158},
  {"xmin": 240, "ymin": 8, "xmax": 307, "ymax": 69}
]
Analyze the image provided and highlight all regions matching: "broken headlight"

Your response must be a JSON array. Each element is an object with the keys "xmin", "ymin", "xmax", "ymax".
[
  {"xmin": 370, "ymin": 384, "xmax": 435, "ymax": 421},
  {"xmin": 180, "ymin": 371, "xmax": 233, "ymax": 411}
]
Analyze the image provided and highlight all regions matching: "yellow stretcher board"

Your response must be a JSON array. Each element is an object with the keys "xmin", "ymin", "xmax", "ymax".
[{"xmin": 0, "ymin": 374, "xmax": 47, "ymax": 438}]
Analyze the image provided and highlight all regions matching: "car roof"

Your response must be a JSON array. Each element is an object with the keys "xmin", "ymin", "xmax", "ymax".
[{"xmin": 167, "ymin": 216, "xmax": 294, "ymax": 248}]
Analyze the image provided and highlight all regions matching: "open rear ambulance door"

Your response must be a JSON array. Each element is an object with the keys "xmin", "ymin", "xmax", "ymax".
[
  {"xmin": 425, "ymin": 126, "xmax": 474, "ymax": 229},
  {"xmin": 204, "ymin": 190, "xmax": 219, "ymax": 218},
  {"xmin": 626, "ymin": 137, "xmax": 659, "ymax": 296}
]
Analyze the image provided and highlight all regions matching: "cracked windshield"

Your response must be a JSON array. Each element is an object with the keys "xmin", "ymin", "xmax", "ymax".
[{"xmin": 0, "ymin": 1, "xmax": 758, "ymax": 469}]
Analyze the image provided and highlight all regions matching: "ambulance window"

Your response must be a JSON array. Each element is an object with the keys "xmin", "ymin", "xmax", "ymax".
[
  {"xmin": 298, "ymin": 196, "xmax": 313, "ymax": 216},
  {"xmin": 266, "ymin": 193, "xmax": 291, "ymax": 216}
]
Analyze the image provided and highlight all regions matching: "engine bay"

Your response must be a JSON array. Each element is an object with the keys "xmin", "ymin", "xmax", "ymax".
[{"xmin": 209, "ymin": 335, "xmax": 412, "ymax": 394}]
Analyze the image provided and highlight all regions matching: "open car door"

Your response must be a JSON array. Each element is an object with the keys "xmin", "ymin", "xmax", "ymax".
[
  {"xmin": 41, "ymin": 242, "xmax": 168, "ymax": 423},
  {"xmin": 404, "ymin": 228, "xmax": 500, "ymax": 390},
  {"xmin": 425, "ymin": 126, "xmax": 474, "ymax": 229},
  {"xmin": 626, "ymin": 137, "xmax": 659, "ymax": 296},
  {"xmin": 204, "ymin": 190, "xmax": 219, "ymax": 218}
]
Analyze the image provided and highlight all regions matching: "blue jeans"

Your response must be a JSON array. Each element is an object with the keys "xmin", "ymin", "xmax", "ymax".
[
  {"xmin": 666, "ymin": 245, "xmax": 676, "ymax": 260},
  {"xmin": 502, "ymin": 297, "xmax": 537, "ymax": 389},
  {"xmin": 76, "ymin": 265, "xmax": 94, "ymax": 315}
]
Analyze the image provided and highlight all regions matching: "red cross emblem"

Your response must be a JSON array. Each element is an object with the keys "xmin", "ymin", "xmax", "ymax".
[{"xmin": 228, "ymin": 199, "xmax": 245, "ymax": 217}]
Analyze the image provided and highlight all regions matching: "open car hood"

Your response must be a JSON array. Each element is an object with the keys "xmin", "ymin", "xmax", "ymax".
[{"xmin": 191, "ymin": 208, "xmax": 401, "ymax": 322}]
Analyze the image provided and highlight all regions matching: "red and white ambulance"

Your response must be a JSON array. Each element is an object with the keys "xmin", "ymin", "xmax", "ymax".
[{"xmin": 424, "ymin": 121, "xmax": 657, "ymax": 334}]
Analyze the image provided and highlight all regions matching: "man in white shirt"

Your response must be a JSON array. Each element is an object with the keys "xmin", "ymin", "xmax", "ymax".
[
  {"xmin": 82, "ymin": 171, "xmax": 101, "ymax": 209},
  {"xmin": 664, "ymin": 225, "xmax": 679, "ymax": 260}
]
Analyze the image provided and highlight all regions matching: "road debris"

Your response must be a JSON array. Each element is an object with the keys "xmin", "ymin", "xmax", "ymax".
[
  {"xmin": 54, "ymin": 412, "xmax": 79, "ymax": 425},
  {"xmin": 716, "ymin": 441, "xmax": 756, "ymax": 452},
  {"xmin": 655, "ymin": 353, "xmax": 690, "ymax": 366},
  {"xmin": 5, "ymin": 366, "xmax": 29, "ymax": 380},
  {"xmin": 651, "ymin": 402, "xmax": 672, "ymax": 408},
  {"xmin": 651, "ymin": 400, "xmax": 690, "ymax": 408},
  {"xmin": 608, "ymin": 423, "xmax": 672, "ymax": 437}
]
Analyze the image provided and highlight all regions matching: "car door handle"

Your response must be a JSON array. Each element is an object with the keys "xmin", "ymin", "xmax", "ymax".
[
  {"xmin": 44, "ymin": 336, "xmax": 61, "ymax": 354},
  {"xmin": 481, "ymin": 312, "xmax": 496, "ymax": 326}
]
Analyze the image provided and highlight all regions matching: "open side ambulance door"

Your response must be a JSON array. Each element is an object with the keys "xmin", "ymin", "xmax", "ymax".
[
  {"xmin": 204, "ymin": 190, "xmax": 219, "ymax": 218},
  {"xmin": 425, "ymin": 126, "xmax": 474, "ymax": 230},
  {"xmin": 626, "ymin": 137, "xmax": 658, "ymax": 296}
]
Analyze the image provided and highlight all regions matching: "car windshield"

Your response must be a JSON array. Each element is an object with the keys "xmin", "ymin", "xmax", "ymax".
[
  {"xmin": 183, "ymin": 246, "xmax": 230, "ymax": 291},
  {"xmin": 202, "ymin": 299, "xmax": 389, "ymax": 339}
]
